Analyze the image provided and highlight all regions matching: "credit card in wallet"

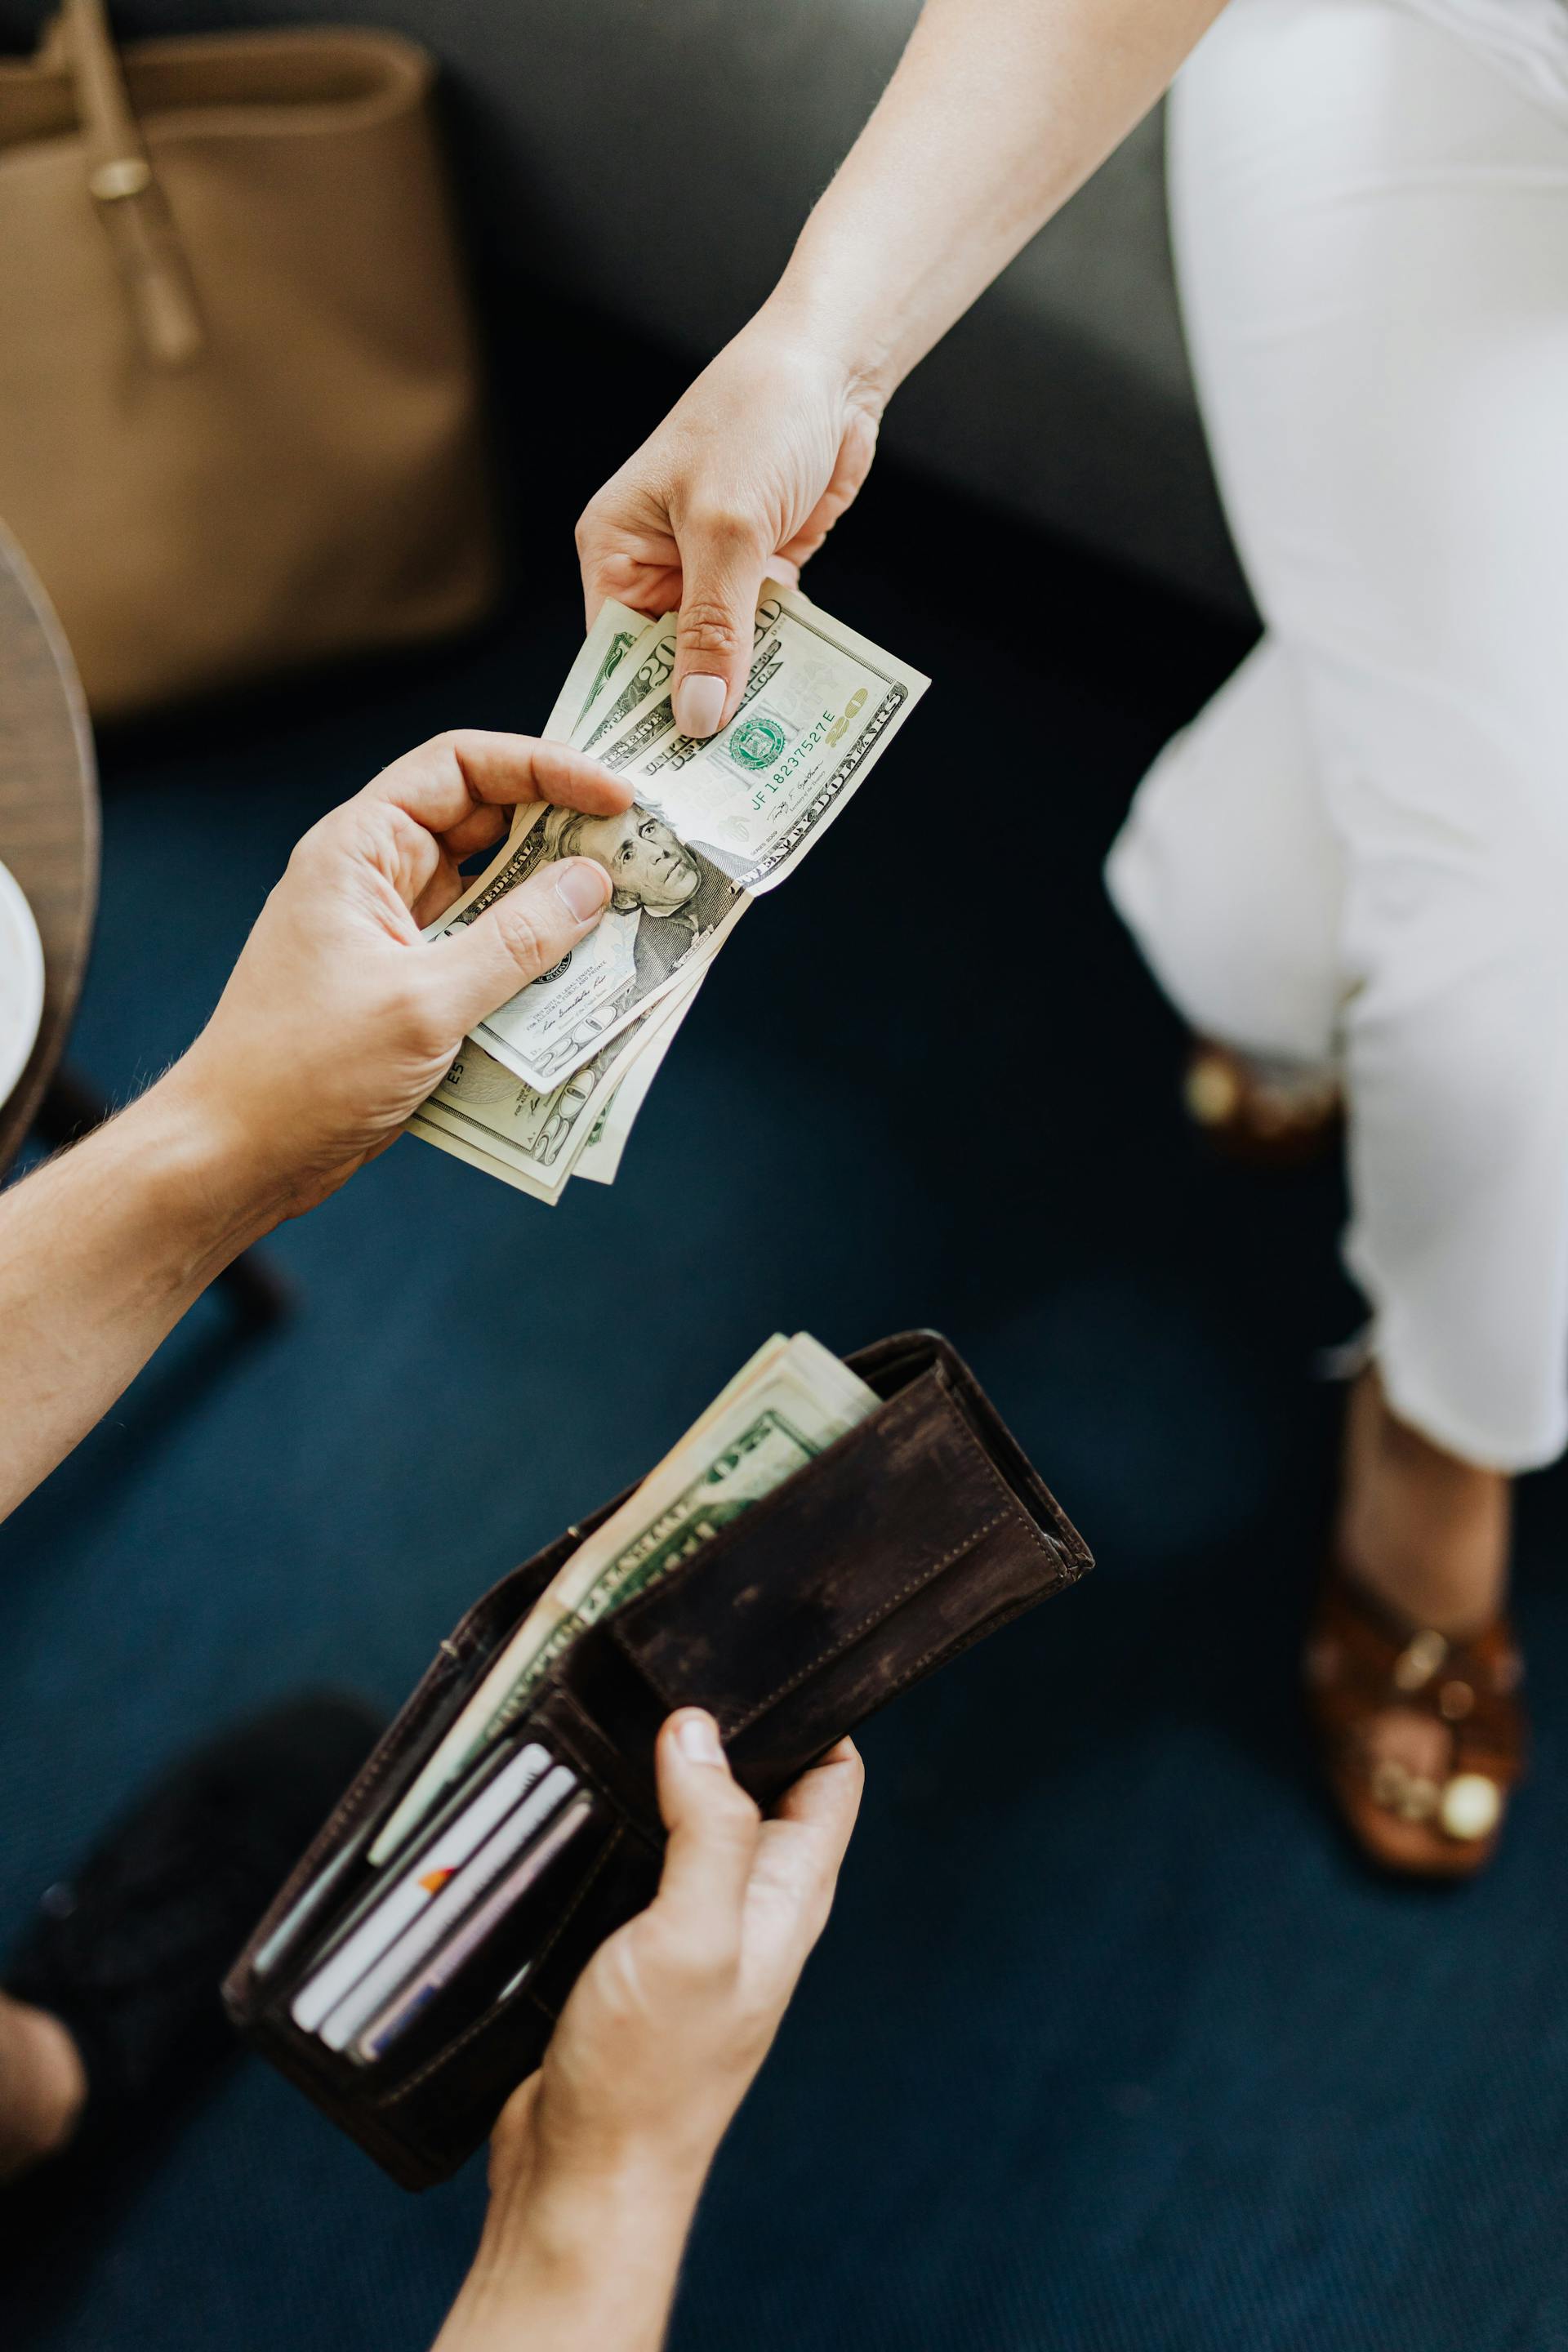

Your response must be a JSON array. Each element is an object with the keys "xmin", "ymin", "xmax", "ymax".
[
  {"xmin": 314, "ymin": 1762, "xmax": 578, "ymax": 2053},
  {"xmin": 291, "ymin": 1741, "xmax": 553, "ymax": 2036},
  {"xmin": 351, "ymin": 1789, "xmax": 597, "ymax": 2065}
]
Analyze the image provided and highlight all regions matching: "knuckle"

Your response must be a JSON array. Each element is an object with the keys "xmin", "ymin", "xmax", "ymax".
[
  {"xmin": 531, "ymin": 737, "xmax": 572, "ymax": 788},
  {"xmin": 412, "ymin": 727, "xmax": 464, "ymax": 768},
  {"xmin": 700, "ymin": 1780, "xmax": 760, "ymax": 1838},
  {"xmin": 678, "ymin": 598, "xmax": 747, "ymax": 663},
  {"xmin": 727, "ymin": 1784, "xmax": 763, "ymax": 1833},
  {"xmin": 686, "ymin": 498, "xmax": 759, "ymax": 550},
  {"xmin": 496, "ymin": 900, "xmax": 549, "ymax": 975},
  {"xmin": 283, "ymin": 828, "xmax": 324, "ymax": 880},
  {"xmin": 421, "ymin": 728, "xmax": 479, "ymax": 791}
]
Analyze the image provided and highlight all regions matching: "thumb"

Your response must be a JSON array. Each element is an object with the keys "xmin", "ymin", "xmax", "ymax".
[
  {"xmin": 652, "ymin": 1709, "xmax": 760, "ymax": 1945},
  {"xmin": 670, "ymin": 519, "xmax": 768, "ymax": 741},
  {"xmin": 428, "ymin": 857, "xmax": 612, "ymax": 1033}
]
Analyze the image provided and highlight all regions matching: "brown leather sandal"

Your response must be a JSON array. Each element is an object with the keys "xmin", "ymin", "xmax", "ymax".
[
  {"xmin": 1183, "ymin": 1039, "xmax": 1342, "ymax": 1169},
  {"xmin": 1304, "ymin": 1560, "xmax": 1526, "ymax": 1878}
]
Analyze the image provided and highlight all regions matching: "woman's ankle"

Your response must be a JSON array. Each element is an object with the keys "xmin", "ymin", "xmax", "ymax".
[{"xmin": 1335, "ymin": 1365, "xmax": 1510, "ymax": 1638}]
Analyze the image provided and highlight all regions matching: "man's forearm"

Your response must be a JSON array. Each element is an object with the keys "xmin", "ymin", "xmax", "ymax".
[
  {"xmin": 0, "ymin": 1071, "xmax": 274, "ymax": 1521},
  {"xmin": 768, "ymin": 0, "xmax": 1227, "ymax": 399}
]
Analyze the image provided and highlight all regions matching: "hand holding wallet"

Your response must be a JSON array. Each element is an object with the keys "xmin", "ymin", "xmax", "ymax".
[{"xmin": 225, "ymin": 1330, "xmax": 1092, "ymax": 2189}]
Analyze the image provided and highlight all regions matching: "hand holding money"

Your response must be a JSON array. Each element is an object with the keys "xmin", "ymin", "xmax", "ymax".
[
  {"xmin": 409, "ymin": 586, "xmax": 929, "ymax": 1202},
  {"xmin": 175, "ymin": 729, "xmax": 626, "ymax": 1223},
  {"xmin": 575, "ymin": 313, "xmax": 883, "ymax": 737}
]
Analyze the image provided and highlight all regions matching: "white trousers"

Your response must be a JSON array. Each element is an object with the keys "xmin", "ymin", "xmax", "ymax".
[{"xmin": 1107, "ymin": 0, "xmax": 1568, "ymax": 1472}]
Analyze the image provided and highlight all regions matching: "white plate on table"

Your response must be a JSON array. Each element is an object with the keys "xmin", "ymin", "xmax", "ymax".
[{"xmin": 0, "ymin": 856, "xmax": 45, "ymax": 1114}]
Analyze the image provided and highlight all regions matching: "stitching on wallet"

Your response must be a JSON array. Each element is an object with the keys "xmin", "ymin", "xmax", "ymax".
[
  {"xmin": 381, "ymin": 1824, "xmax": 626, "ymax": 2105},
  {"xmin": 936, "ymin": 1405, "xmax": 1067, "ymax": 1571},
  {"xmin": 717, "ymin": 1505, "xmax": 1010, "ymax": 1739},
  {"xmin": 882, "ymin": 1575, "xmax": 1071, "ymax": 1701},
  {"xmin": 623, "ymin": 1392, "xmax": 1068, "ymax": 1733}
]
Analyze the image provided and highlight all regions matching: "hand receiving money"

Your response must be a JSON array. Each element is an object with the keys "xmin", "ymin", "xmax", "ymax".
[{"xmin": 408, "ymin": 589, "xmax": 929, "ymax": 1203}]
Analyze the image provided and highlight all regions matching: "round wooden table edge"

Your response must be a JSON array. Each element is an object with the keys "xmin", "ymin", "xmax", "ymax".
[{"xmin": 0, "ymin": 519, "xmax": 100, "ymax": 1176}]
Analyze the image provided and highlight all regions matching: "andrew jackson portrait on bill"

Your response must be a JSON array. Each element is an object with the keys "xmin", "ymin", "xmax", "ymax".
[{"xmin": 429, "ymin": 586, "xmax": 929, "ymax": 1098}]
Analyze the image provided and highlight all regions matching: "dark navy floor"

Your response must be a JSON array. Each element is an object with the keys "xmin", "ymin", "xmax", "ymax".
[{"xmin": 6, "ymin": 323, "xmax": 1568, "ymax": 2352}]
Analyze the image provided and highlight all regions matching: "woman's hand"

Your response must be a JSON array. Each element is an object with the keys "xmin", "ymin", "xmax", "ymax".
[
  {"xmin": 577, "ymin": 0, "xmax": 1231, "ymax": 762},
  {"xmin": 172, "ymin": 729, "xmax": 632, "ymax": 1223},
  {"xmin": 576, "ymin": 313, "xmax": 884, "ymax": 740},
  {"xmin": 435, "ymin": 1713, "xmax": 862, "ymax": 2352}
]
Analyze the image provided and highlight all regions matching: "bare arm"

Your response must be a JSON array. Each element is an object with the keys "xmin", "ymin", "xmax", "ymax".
[
  {"xmin": 434, "ymin": 1714, "xmax": 863, "ymax": 2352},
  {"xmin": 0, "ymin": 1079, "xmax": 279, "ymax": 1521},
  {"xmin": 0, "ymin": 731, "xmax": 630, "ymax": 1522},
  {"xmin": 778, "ymin": 0, "xmax": 1228, "ymax": 399},
  {"xmin": 579, "ymin": 0, "xmax": 1227, "ymax": 735}
]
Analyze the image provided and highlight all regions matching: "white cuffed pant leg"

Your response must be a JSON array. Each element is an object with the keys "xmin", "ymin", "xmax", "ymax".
[{"xmin": 1107, "ymin": 0, "xmax": 1568, "ymax": 1470}]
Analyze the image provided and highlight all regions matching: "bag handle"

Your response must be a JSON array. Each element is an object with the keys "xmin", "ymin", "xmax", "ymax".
[{"xmin": 47, "ymin": 0, "xmax": 205, "ymax": 368}]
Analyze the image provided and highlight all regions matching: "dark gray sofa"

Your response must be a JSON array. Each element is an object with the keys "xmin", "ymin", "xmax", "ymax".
[{"xmin": 1, "ymin": 0, "xmax": 1248, "ymax": 614}]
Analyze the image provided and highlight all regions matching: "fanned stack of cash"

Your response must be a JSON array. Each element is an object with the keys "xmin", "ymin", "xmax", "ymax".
[
  {"xmin": 408, "ymin": 586, "xmax": 930, "ymax": 1201},
  {"xmin": 368, "ymin": 1331, "xmax": 877, "ymax": 1864}
]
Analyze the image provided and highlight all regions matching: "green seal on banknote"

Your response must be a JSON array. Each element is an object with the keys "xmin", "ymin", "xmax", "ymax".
[{"xmin": 728, "ymin": 715, "xmax": 786, "ymax": 770}]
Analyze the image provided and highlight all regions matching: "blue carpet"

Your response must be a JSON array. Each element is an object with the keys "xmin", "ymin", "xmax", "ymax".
[{"xmin": 4, "ymin": 364, "xmax": 1568, "ymax": 2352}]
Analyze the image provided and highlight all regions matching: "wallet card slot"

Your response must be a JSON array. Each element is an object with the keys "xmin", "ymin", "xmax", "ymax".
[
  {"xmin": 230, "ymin": 1487, "xmax": 644, "ymax": 2011},
  {"xmin": 339, "ymin": 1800, "xmax": 617, "ymax": 2088},
  {"xmin": 247, "ymin": 1776, "xmax": 623, "ymax": 2116},
  {"xmin": 375, "ymin": 1815, "xmax": 639, "ymax": 2110},
  {"xmin": 232, "ymin": 1647, "xmax": 472, "ymax": 2002}
]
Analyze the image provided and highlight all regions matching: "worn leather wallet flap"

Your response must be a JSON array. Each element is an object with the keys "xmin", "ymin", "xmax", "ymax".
[
  {"xmin": 225, "ymin": 1330, "xmax": 1089, "ymax": 2190},
  {"xmin": 541, "ymin": 1334, "xmax": 1089, "ymax": 1828}
]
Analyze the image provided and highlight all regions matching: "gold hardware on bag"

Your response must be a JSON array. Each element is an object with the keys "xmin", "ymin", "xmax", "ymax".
[
  {"xmin": 60, "ymin": 0, "xmax": 206, "ymax": 368},
  {"xmin": 87, "ymin": 154, "xmax": 151, "ymax": 201}
]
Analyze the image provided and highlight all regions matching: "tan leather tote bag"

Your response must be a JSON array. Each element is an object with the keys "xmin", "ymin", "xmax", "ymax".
[{"xmin": 0, "ymin": 1, "xmax": 497, "ymax": 718}]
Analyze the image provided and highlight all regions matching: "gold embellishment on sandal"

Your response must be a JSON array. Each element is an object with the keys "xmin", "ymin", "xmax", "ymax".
[
  {"xmin": 1401, "ymin": 1775, "xmax": 1441, "ymax": 1823},
  {"xmin": 1440, "ymin": 1775, "xmax": 1501, "ymax": 1842},
  {"xmin": 1392, "ymin": 1629, "xmax": 1448, "ymax": 1692},
  {"xmin": 1184, "ymin": 1054, "xmax": 1241, "ymax": 1126},
  {"xmin": 1370, "ymin": 1759, "xmax": 1439, "ymax": 1821},
  {"xmin": 1438, "ymin": 1679, "xmax": 1474, "ymax": 1722}
]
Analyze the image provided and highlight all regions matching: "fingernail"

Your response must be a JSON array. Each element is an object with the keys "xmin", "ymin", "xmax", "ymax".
[
  {"xmin": 675, "ymin": 1710, "xmax": 724, "ymax": 1766},
  {"xmin": 554, "ymin": 858, "xmax": 609, "ymax": 922},
  {"xmin": 675, "ymin": 674, "xmax": 726, "ymax": 739}
]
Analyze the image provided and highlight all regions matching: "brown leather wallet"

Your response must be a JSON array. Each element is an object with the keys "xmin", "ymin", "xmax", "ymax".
[{"xmin": 225, "ymin": 1331, "xmax": 1091, "ymax": 2188}]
